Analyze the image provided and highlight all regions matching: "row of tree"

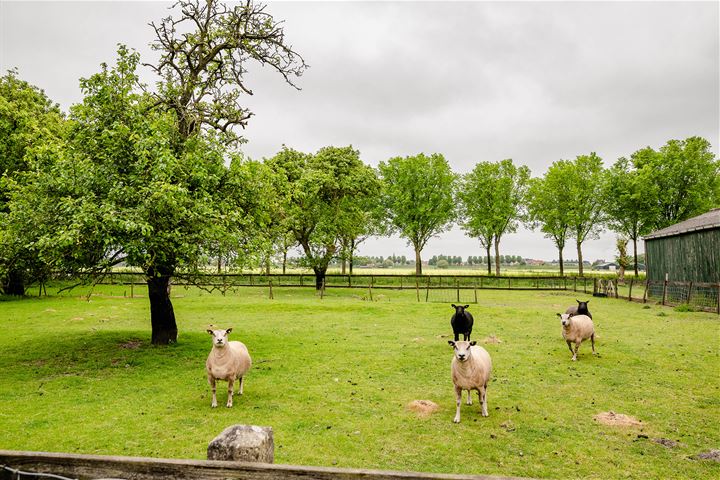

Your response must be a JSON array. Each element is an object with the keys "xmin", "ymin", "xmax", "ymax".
[{"xmin": 1, "ymin": 1, "xmax": 718, "ymax": 346}]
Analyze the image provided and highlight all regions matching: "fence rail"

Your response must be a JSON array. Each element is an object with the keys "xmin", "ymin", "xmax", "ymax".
[{"xmin": 0, "ymin": 450, "xmax": 530, "ymax": 480}]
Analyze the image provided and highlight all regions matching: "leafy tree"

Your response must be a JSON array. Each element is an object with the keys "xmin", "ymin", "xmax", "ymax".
[
  {"xmin": 632, "ymin": 137, "xmax": 719, "ymax": 230},
  {"xmin": 459, "ymin": 159, "xmax": 530, "ymax": 275},
  {"xmin": 526, "ymin": 167, "xmax": 573, "ymax": 276},
  {"xmin": 564, "ymin": 153, "xmax": 607, "ymax": 276},
  {"xmin": 604, "ymin": 157, "xmax": 655, "ymax": 276},
  {"xmin": 436, "ymin": 259, "xmax": 449, "ymax": 269},
  {"xmin": 267, "ymin": 145, "xmax": 380, "ymax": 289},
  {"xmin": 0, "ymin": 70, "xmax": 65, "ymax": 295},
  {"xmin": 379, "ymin": 153, "xmax": 456, "ymax": 275},
  {"xmin": 616, "ymin": 237, "xmax": 632, "ymax": 283}
]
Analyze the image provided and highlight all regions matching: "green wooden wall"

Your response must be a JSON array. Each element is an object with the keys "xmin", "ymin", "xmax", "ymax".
[{"xmin": 645, "ymin": 228, "xmax": 720, "ymax": 283}]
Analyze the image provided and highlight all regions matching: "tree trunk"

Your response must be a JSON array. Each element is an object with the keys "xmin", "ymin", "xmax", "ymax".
[
  {"xmin": 282, "ymin": 249, "xmax": 287, "ymax": 275},
  {"xmin": 577, "ymin": 240, "xmax": 584, "ymax": 276},
  {"xmin": 313, "ymin": 267, "xmax": 327, "ymax": 291},
  {"xmin": 349, "ymin": 239, "xmax": 355, "ymax": 275},
  {"xmin": 147, "ymin": 273, "xmax": 177, "ymax": 345},
  {"xmin": 2, "ymin": 269, "xmax": 25, "ymax": 296},
  {"xmin": 265, "ymin": 256, "xmax": 271, "ymax": 275},
  {"xmin": 341, "ymin": 259, "xmax": 347, "ymax": 275},
  {"xmin": 494, "ymin": 237, "xmax": 501, "ymax": 276},
  {"xmin": 558, "ymin": 247, "xmax": 564, "ymax": 276},
  {"xmin": 414, "ymin": 246, "xmax": 422, "ymax": 275},
  {"xmin": 486, "ymin": 245, "xmax": 492, "ymax": 275},
  {"xmin": 633, "ymin": 236, "xmax": 638, "ymax": 277}
]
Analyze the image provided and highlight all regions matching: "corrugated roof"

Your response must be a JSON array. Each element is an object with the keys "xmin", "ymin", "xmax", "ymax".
[{"xmin": 644, "ymin": 208, "xmax": 720, "ymax": 240}]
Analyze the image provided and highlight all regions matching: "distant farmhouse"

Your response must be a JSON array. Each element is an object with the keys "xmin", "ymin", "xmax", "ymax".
[{"xmin": 643, "ymin": 208, "xmax": 720, "ymax": 284}]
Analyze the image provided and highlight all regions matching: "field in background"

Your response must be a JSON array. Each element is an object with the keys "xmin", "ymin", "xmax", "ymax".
[{"xmin": 0, "ymin": 287, "xmax": 717, "ymax": 479}]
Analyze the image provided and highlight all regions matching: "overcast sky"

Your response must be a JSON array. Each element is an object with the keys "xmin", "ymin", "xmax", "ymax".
[{"xmin": 1, "ymin": 1, "xmax": 718, "ymax": 262}]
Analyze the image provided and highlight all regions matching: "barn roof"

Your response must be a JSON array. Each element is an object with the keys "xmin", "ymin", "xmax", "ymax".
[{"xmin": 644, "ymin": 208, "xmax": 720, "ymax": 240}]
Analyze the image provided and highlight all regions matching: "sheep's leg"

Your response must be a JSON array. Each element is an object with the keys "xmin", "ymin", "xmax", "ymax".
[
  {"xmin": 466, "ymin": 389, "xmax": 472, "ymax": 405},
  {"xmin": 566, "ymin": 340, "xmax": 574, "ymax": 354},
  {"xmin": 572, "ymin": 342, "xmax": 580, "ymax": 361},
  {"xmin": 209, "ymin": 377, "xmax": 217, "ymax": 408},
  {"xmin": 480, "ymin": 384, "xmax": 488, "ymax": 417},
  {"xmin": 238, "ymin": 376, "xmax": 244, "ymax": 395},
  {"xmin": 226, "ymin": 378, "xmax": 234, "ymax": 408},
  {"xmin": 591, "ymin": 333, "xmax": 596, "ymax": 354},
  {"xmin": 453, "ymin": 385, "xmax": 463, "ymax": 423}
]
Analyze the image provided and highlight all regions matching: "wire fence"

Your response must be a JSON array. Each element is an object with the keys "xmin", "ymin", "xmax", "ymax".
[{"xmin": 29, "ymin": 272, "xmax": 718, "ymax": 313}]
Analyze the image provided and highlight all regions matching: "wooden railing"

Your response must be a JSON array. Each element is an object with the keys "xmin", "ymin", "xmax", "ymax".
[{"xmin": 0, "ymin": 450, "xmax": 531, "ymax": 480}]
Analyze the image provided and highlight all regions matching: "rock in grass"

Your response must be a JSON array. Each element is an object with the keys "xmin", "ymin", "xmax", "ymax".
[{"xmin": 207, "ymin": 425, "xmax": 274, "ymax": 463}]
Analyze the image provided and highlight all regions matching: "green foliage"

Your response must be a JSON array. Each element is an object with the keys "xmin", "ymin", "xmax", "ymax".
[
  {"xmin": 435, "ymin": 259, "xmax": 449, "ymax": 269},
  {"xmin": 0, "ymin": 70, "xmax": 65, "ymax": 293},
  {"xmin": 459, "ymin": 159, "xmax": 530, "ymax": 275},
  {"xmin": 267, "ymin": 145, "xmax": 380, "ymax": 284},
  {"xmin": 0, "ymin": 288, "xmax": 718, "ymax": 479},
  {"xmin": 378, "ymin": 153, "xmax": 456, "ymax": 273},
  {"xmin": 631, "ymin": 137, "xmax": 719, "ymax": 230}
]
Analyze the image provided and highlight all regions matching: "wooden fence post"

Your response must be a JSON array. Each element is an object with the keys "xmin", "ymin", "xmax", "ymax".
[
  {"xmin": 686, "ymin": 281, "xmax": 693, "ymax": 305},
  {"xmin": 628, "ymin": 279, "xmax": 634, "ymax": 301},
  {"xmin": 425, "ymin": 277, "xmax": 430, "ymax": 302},
  {"xmin": 662, "ymin": 273, "xmax": 668, "ymax": 305},
  {"xmin": 368, "ymin": 280, "xmax": 373, "ymax": 302},
  {"xmin": 642, "ymin": 280, "xmax": 649, "ymax": 303},
  {"xmin": 474, "ymin": 283, "xmax": 478, "ymax": 303},
  {"xmin": 320, "ymin": 279, "xmax": 325, "ymax": 299},
  {"xmin": 268, "ymin": 280, "xmax": 274, "ymax": 300},
  {"xmin": 456, "ymin": 279, "xmax": 460, "ymax": 303},
  {"xmin": 717, "ymin": 283, "xmax": 720, "ymax": 315},
  {"xmin": 415, "ymin": 277, "xmax": 419, "ymax": 302},
  {"xmin": 131, "ymin": 282, "xmax": 134, "ymax": 299}
]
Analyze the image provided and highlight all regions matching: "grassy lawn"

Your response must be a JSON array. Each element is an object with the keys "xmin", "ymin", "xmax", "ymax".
[{"xmin": 0, "ymin": 286, "xmax": 718, "ymax": 479}]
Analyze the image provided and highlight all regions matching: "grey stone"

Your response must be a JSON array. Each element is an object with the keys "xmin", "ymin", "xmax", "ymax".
[{"xmin": 207, "ymin": 425, "xmax": 274, "ymax": 463}]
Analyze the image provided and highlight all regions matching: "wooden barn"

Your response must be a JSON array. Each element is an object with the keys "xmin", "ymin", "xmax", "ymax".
[
  {"xmin": 643, "ymin": 208, "xmax": 720, "ymax": 284},
  {"xmin": 643, "ymin": 209, "xmax": 720, "ymax": 312}
]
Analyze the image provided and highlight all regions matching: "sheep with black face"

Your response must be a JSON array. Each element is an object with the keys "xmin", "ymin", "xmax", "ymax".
[{"xmin": 566, "ymin": 299, "xmax": 592, "ymax": 319}]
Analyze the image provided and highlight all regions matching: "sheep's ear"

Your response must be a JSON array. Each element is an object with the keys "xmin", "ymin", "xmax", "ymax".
[
  {"xmin": 556, "ymin": 313, "xmax": 562, "ymax": 318},
  {"xmin": 576, "ymin": 299, "xmax": 581, "ymax": 304},
  {"xmin": 225, "ymin": 328, "xmax": 233, "ymax": 335},
  {"xmin": 451, "ymin": 304, "xmax": 457, "ymax": 308},
  {"xmin": 470, "ymin": 341, "xmax": 477, "ymax": 346},
  {"xmin": 448, "ymin": 340, "xmax": 455, "ymax": 347},
  {"xmin": 463, "ymin": 305, "xmax": 470, "ymax": 309},
  {"xmin": 206, "ymin": 329, "xmax": 214, "ymax": 335},
  {"xmin": 585, "ymin": 299, "xmax": 590, "ymax": 304}
]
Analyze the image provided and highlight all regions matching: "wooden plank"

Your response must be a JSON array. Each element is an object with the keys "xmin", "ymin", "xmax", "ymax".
[{"xmin": 0, "ymin": 450, "xmax": 531, "ymax": 480}]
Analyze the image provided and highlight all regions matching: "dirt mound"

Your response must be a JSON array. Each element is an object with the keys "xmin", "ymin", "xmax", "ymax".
[
  {"xmin": 593, "ymin": 411, "xmax": 642, "ymax": 427},
  {"xmin": 119, "ymin": 340, "xmax": 142, "ymax": 350},
  {"xmin": 695, "ymin": 450, "xmax": 720, "ymax": 462},
  {"xmin": 407, "ymin": 400, "xmax": 439, "ymax": 417},
  {"xmin": 653, "ymin": 438, "xmax": 680, "ymax": 448},
  {"xmin": 484, "ymin": 335, "xmax": 503, "ymax": 344}
]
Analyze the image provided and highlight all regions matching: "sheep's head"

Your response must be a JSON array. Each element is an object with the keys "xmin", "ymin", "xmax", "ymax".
[
  {"xmin": 207, "ymin": 328, "xmax": 233, "ymax": 347},
  {"xmin": 448, "ymin": 340, "xmax": 476, "ymax": 362},
  {"xmin": 451, "ymin": 304, "xmax": 470, "ymax": 316},
  {"xmin": 576, "ymin": 299, "xmax": 590, "ymax": 312},
  {"xmin": 557, "ymin": 313, "xmax": 572, "ymax": 327}
]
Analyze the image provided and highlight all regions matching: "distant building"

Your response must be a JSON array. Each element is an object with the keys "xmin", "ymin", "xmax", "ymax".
[
  {"xmin": 593, "ymin": 262, "xmax": 618, "ymax": 271},
  {"xmin": 643, "ymin": 208, "xmax": 720, "ymax": 283}
]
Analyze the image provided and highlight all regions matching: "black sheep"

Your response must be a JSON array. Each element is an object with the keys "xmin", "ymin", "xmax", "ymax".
[
  {"xmin": 450, "ymin": 304, "xmax": 474, "ymax": 341},
  {"xmin": 565, "ymin": 299, "xmax": 592, "ymax": 319}
]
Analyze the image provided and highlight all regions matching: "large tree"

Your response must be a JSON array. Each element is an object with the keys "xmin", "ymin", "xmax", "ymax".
[
  {"xmin": 604, "ymin": 157, "xmax": 655, "ymax": 276},
  {"xmin": 0, "ymin": 71, "xmax": 65, "ymax": 295},
  {"xmin": 526, "ymin": 168, "xmax": 572, "ymax": 276},
  {"xmin": 564, "ymin": 153, "xmax": 607, "ymax": 276},
  {"xmin": 378, "ymin": 153, "xmax": 456, "ymax": 275},
  {"xmin": 459, "ymin": 159, "xmax": 530, "ymax": 275},
  {"xmin": 632, "ymin": 137, "xmax": 719, "ymax": 230},
  {"xmin": 267, "ymin": 146, "xmax": 380, "ymax": 289}
]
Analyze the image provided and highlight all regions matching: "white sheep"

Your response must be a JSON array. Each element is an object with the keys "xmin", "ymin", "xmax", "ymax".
[
  {"xmin": 206, "ymin": 328, "xmax": 252, "ymax": 408},
  {"xmin": 448, "ymin": 340, "xmax": 492, "ymax": 423},
  {"xmin": 557, "ymin": 313, "xmax": 596, "ymax": 361}
]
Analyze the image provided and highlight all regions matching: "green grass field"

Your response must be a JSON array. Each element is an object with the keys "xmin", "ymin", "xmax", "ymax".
[{"xmin": 0, "ymin": 286, "xmax": 718, "ymax": 479}]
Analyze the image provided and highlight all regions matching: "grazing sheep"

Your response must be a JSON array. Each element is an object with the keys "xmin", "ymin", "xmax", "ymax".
[
  {"xmin": 448, "ymin": 340, "xmax": 492, "ymax": 423},
  {"xmin": 206, "ymin": 328, "xmax": 252, "ymax": 408},
  {"xmin": 566, "ymin": 299, "xmax": 592, "ymax": 319},
  {"xmin": 557, "ymin": 313, "xmax": 596, "ymax": 361},
  {"xmin": 450, "ymin": 304, "xmax": 474, "ymax": 341}
]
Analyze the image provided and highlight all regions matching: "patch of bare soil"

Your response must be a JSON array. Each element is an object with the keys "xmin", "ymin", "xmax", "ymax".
[
  {"xmin": 407, "ymin": 400, "xmax": 439, "ymax": 417},
  {"xmin": 593, "ymin": 411, "xmax": 643, "ymax": 427},
  {"xmin": 695, "ymin": 450, "xmax": 720, "ymax": 462},
  {"xmin": 653, "ymin": 438, "xmax": 680, "ymax": 448},
  {"xmin": 119, "ymin": 340, "xmax": 142, "ymax": 350},
  {"xmin": 484, "ymin": 335, "xmax": 503, "ymax": 344}
]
